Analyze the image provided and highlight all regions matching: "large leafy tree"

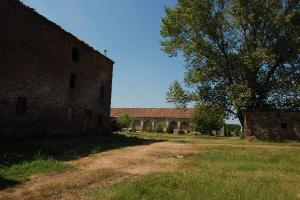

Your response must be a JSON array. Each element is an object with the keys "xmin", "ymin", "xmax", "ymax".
[{"xmin": 161, "ymin": 0, "xmax": 300, "ymax": 127}]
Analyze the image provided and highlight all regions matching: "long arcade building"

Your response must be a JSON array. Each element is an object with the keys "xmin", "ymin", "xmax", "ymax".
[{"xmin": 111, "ymin": 108, "xmax": 196, "ymax": 134}]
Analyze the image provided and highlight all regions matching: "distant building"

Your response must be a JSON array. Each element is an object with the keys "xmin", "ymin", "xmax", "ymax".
[
  {"xmin": 243, "ymin": 112, "xmax": 300, "ymax": 140},
  {"xmin": 0, "ymin": 0, "xmax": 114, "ymax": 138},
  {"xmin": 111, "ymin": 108, "xmax": 224, "ymax": 135}
]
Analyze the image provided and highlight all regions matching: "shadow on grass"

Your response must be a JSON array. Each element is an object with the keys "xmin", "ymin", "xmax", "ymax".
[
  {"xmin": 0, "ymin": 133, "xmax": 164, "ymax": 172},
  {"xmin": 0, "ymin": 177, "xmax": 19, "ymax": 190}
]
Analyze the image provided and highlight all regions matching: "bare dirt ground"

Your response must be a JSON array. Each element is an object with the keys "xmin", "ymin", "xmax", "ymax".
[{"xmin": 0, "ymin": 141, "xmax": 199, "ymax": 200}]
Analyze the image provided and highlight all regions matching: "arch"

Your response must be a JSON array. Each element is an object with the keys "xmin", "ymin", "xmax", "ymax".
[
  {"xmin": 132, "ymin": 120, "xmax": 141, "ymax": 132},
  {"xmin": 167, "ymin": 121, "xmax": 177, "ymax": 134},
  {"xmin": 143, "ymin": 120, "xmax": 152, "ymax": 132},
  {"xmin": 180, "ymin": 121, "xmax": 190, "ymax": 133},
  {"xmin": 155, "ymin": 121, "xmax": 166, "ymax": 133}
]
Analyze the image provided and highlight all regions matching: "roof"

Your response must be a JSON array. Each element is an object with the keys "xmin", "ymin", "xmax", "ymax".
[
  {"xmin": 15, "ymin": 0, "xmax": 114, "ymax": 64},
  {"xmin": 111, "ymin": 108, "xmax": 194, "ymax": 119}
]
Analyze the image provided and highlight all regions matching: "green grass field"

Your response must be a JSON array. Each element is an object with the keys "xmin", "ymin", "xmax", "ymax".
[
  {"xmin": 1, "ymin": 133, "xmax": 299, "ymax": 199},
  {"xmin": 91, "ymin": 133, "xmax": 300, "ymax": 200}
]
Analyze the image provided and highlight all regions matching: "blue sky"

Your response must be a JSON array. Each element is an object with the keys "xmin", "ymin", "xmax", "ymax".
[
  {"xmin": 21, "ymin": 0, "xmax": 239, "ymax": 124},
  {"xmin": 21, "ymin": 0, "xmax": 185, "ymax": 107}
]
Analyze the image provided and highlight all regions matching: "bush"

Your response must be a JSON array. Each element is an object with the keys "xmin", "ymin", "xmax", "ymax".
[
  {"xmin": 225, "ymin": 124, "xmax": 241, "ymax": 136},
  {"xmin": 167, "ymin": 125, "xmax": 174, "ymax": 134},
  {"xmin": 155, "ymin": 124, "xmax": 164, "ymax": 133},
  {"xmin": 116, "ymin": 113, "xmax": 134, "ymax": 130}
]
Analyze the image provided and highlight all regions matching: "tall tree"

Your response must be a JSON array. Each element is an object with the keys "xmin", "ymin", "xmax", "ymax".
[{"xmin": 161, "ymin": 0, "xmax": 300, "ymax": 128}]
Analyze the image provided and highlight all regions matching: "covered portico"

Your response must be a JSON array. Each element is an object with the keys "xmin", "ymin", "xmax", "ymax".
[{"xmin": 111, "ymin": 108, "xmax": 194, "ymax": 134}]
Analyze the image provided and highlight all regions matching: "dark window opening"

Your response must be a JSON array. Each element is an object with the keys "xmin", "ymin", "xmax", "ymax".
[
  {"xmin": 100, "ymin": 85, "xmax": 105, "ymax": 99},
  {"xmin": 72, "ymin": 47, "xmax": 80, "ymax": 62},
  {"xmin": 69, "ymin": 73, "xmax": 76, "ymax": 89},
  {"xmin": 281, "ymin": 122, "xmax": 287, "ymax": 131},
  {"xmin": 98, "ymin": 114, "xmax": 103, "ymax": 126},
  {"xmin": 16, "ymin": 97, "xmax": 27, "ymax": 116}
]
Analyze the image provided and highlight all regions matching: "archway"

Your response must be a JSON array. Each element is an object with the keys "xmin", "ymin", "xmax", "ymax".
[
  {"xmin": 132, "ymin": 120, "xmax": 141, "ymax": 132},
  {"xmin": 143, "ymin": 120, "xmax": 152, "ymax": 132},
  {"xmin": 180, "ymin": 121, "xmax": 190, "ymax": 133},
  {"xmin": 155, "ymin": 121, "xmax": 166, "ymax": 133},
  {"xmin": 167, "ymin": 121, "xmax": 177, "ymax": 134}
]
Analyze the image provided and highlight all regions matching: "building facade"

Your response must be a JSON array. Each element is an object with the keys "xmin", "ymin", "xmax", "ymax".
[
  {"xmin": 111, "ymin": 108, "xmax": 194, "ymax": 133},
  {"xmin": 243, "ymin": 112, "xmax": 300, "ymax": 140},
  {"xmin": 0, "ymin": 0, "xmax": 114, "ymax": 138}
]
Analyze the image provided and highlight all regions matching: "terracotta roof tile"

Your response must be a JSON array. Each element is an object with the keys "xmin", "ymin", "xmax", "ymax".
[{"xmin": 111, "ymin": 108, "xmax": 194, "ymax": 119}]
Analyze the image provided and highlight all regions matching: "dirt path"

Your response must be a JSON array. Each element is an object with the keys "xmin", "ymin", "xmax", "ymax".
[{"xmin": 0, "ymin": 141, "xmax": 199, "ymax": 200}]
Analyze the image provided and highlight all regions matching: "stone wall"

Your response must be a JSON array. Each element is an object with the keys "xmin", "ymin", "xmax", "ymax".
[
  {"xmin": 0, "ymin": 0, "xmax": 114, "ymax": 138},
  {"xmin": 244, "ymin": 112, "xmax": 300, "ymax": 140}
]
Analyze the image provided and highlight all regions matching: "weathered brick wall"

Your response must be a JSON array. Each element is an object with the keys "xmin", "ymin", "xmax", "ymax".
[
  {"xmin": 0, "ymin": 0, "xmax": 114, "ymax": 138},
  {"xmin": 244, "ymin": 112, "xmax": 300, "ymax": 140}
]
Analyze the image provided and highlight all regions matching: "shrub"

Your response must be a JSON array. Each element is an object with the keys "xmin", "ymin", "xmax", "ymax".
[
  {"xmin": 167, "ymin": 125, "xmax": 174, "ymax": 134},
  {"xmin": 155, "ymin": 124, "xmax": 164, "ymax": 133},
  {"xmin": 225, "ymin": 124, "xmax": 241, "ymax": 136},
  {"xmin": 116, "ymin": 113, "xmax": 134, "ymax": 130}
]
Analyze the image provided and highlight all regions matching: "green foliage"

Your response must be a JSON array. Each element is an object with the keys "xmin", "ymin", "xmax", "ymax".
[
  {"xmin": 117, "ymin": 113, "xmax": 134, "ymax": 129},
  {"xmin": 167, "ymin": 80, "xmax": 189, "ymax": 109},
  {"xmin": 155, "ymin": 124, "xmax": 164, "ymax": 133},
  {"xmin": 191, "ymin": 104, "xmax": 224, "ymax": 135},
  {"xmin": 225, "ymin": 124, "xmax": 242, "ymax": 136},
  {"xmin": 161, "ymin": 0, "xmax": 300, "ymax": 125},
  {"xmin": 167, "ymin": 125, "xmax": 174, "ymax": 134}
]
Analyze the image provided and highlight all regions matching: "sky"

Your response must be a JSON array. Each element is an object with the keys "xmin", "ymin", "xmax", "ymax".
[{"xmin": 20, "ymin": 0, "xmax": 239, "ymax": 124}]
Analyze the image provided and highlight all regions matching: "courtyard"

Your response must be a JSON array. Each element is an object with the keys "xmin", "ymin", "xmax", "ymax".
[{"xmin": 0, "ymin": 133, "xmax": 299, "ymax": 200}]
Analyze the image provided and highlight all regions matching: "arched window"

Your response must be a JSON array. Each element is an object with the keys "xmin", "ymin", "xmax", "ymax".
[{"xmin": 72, "ymin": 47, "xmax": 80, "ymax": 62}]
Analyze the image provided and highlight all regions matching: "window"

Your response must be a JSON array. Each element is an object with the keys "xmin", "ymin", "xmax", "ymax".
[
  {"xmin": 98, "ymin": 114, "xmax": 103, "ymax": 126},
  {"xmin": 100, "ymin": 85, "xmax": 105, "ymax": 98},
  {"xmin": 281, "ymin": 122, "xmax": 287, "ymax": 131},
  {"xmin": 72, "ymin": 47, "xmax": 80, "ymax": 62},
  {"xmin": 16, "ymin": 97, "xmax": 27, "ymax": 116},
  {"xmin": 69, "ymin": 73, "xmax": 76, "ymax": 89}
]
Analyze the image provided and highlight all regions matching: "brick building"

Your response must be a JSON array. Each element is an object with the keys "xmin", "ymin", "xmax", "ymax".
[
  {"xmin": 244, "ymin": 112, "xmax": 300, "ymax": 140},
  {"xmin": 0, "ymin": 0, "xmax": 114, "ymax": 138}
]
